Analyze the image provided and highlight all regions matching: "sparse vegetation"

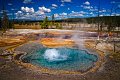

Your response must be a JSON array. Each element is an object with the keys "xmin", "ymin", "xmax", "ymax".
[
  {"xmin": 86, "ymin": 16, "xmax": 120, "ymax": 32},
  {"xmin": 40, "ymin": 16, "xmax": 62, "ymax": 29}
]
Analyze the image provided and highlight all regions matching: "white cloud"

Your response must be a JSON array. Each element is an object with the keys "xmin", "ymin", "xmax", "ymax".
[
  {"xmin": 23, "ymin": 0, "xmax": 32, "ymax": 3},
  {"xmin": 90, "ymin": 12, "xmax": 93, "ymax": 14},
  {"xmin": 16, "ymin": 6, "xmax": 51, "ymax": 20},
  {"xmin": 17, "ymin": 11, "xmax": 22, "ymax": 14},
  {"xmin": 11, "ymin": 8, "xmax": 16, "ymax": 11},
  {"xmin": 99, "ymin": 9, "xmax": 107, "ymax": 13},
  {"xmin": 81, "ymin": 1, "xmax": 93, "ymax": 10},
  {"xmin": 52, "ymin": 4, "xmax": 58, "ymax": 7},
  {"xmin": 69, "ymin": 11, "xmax": 84, "ymax": 17},
  {"xmin": 60, "ymin": 12, "xmax": 67, "ymax": 16},
  {"xmin": 100, "ymin": 14, "xmax": 104, "ymax": 16},
  {"xmin": 116, "ymin": 14, "xmax": 120, "ymax": 16},
  {"xmin": 61, "ymin": 0, "xmax": 71, "ymax": 3},
  {"xmin": 84, "ymin": 1, "xmax": 90, "ymax": 5},
  {"xmin": 72, "ymin": 11, "xmax": 75, "ymax": 13},
  {"xmin": 60, "ymin": 4, "xmax": 64, "ymax": 6},
  {"xmin": 8, "ymin": 3, "xmax": 12, "ymax": 6},
  {"xmin": 54, "ymin": 14, "xmax": 59, "ymax": 18},
  {"xmin": 16, "ymin": 11, "xmax": 22, "ymax": 16},
  {"xmin": 61, "ymin": 12, "xmax": 67, "ymax": 16},
  {"xmin": 51, "ymin": 4, "xmax": 58, "ymax": 9},
  {"xmin": 16, "ymin": 11, "xmax": 24, "ymax": 18},
  {"xmin": 35, "ymin": 6, "xmax": 51, "ymax": 15},
  {"xmin": 83, "ymin": 6, "xmax": 92, "ymax": 9},
  {"xmin": 53, "ymin": 12, "xmax": 68, "ymax": 19},
  {"xmin": 39, "ymin": 6, "xmax": 51, "ymax": 13},
  {"xmin": 68, "ymin": 8, "xmax": 70, "ymax": 10},
  {"xmin": 16, "ymin": 11, "xmax": 46, "ymax": 20},
  {"xmin": 79, "ymin": 11, "xmax": 86, "ymax": 14},
  {"xmin": 89, "ymin": 7, "xmax": 98, "ymax": 11},
  {"xmin": 21, "ymin": 7, "xmax": 34, "ymax": 13},
  {"xmin": 35, "ymin": 11, "xmax": 45, "ymax": 15},
  {"xmin": 71, "ymin": 11, "xmax": 86, "ymax": 14}
]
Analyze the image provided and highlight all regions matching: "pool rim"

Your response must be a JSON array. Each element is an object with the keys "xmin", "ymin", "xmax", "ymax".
[
  {"xmin": 21, "ymin": 47, "xmax": 99, "ymax": 72},
  {"xmin": 14, "ymin": 45, "xmax": 105, "ymax": 75}
]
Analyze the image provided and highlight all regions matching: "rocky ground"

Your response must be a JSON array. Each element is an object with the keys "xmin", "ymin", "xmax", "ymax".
[
  {"xmin": 0, "ymin": 52, "xmax": 120, "ymax": 80},
  {"xmin": 0, "ymin": 29, "xmax": 120, "ymax": 80},
  {"xmin": 0, "ymin": 40, "xmax": 120, "ymax": 80}
]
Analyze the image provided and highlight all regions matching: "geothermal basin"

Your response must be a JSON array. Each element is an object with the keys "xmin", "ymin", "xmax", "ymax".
[
  {"xmin": 21, "ymin": 47, "xmax": 98, "ymax": 72},
  {"xmin": 13, "ymin": 29, "xmax": 102, "ymax": 74}
]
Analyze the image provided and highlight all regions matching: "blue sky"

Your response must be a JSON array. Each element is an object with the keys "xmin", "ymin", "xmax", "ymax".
[{"xmin": 0, "ymin": 0, "xmax": 120, "ymax": 20}]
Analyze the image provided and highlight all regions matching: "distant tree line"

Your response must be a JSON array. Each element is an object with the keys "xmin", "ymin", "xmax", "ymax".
[
  {"xmin": 40, "ymin": 16, "xmax": 62, "ymax": 29},
  {"xmin": 86, "ymin": 16, "xmax": 120, "ymax": 32},
  {"xmin": 11, "ymin": 15, "xmax": 62, "ymax": 29},
  {"xmin": 1, "ymin": 15, "xmax": 119, "ymax": 32}
]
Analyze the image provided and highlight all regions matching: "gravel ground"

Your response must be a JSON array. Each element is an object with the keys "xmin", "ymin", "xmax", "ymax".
[
  {"xmin": 14, "ymin": 41, "xmax": 44, "ymax": 54},
  {"xmin": 0, "ymin": 55, "xmax": 120, "ymax": 80},
  {"xmin": 0, "ymin": 29, "xmax": 120, "ymax": 80},
  {"xmin": 0, "ymin": 41, "xmax": 120, "ymax": 80}
]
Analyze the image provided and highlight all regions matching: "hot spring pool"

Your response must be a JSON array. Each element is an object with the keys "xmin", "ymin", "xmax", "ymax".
[{"xmin": 22, "ymin": 48, "xmax": 98, "ymax": 72}]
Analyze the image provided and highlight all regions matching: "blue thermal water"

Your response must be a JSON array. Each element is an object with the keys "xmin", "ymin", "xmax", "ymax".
[{"xmin": 22, "ymin": 48, "xmax": 98, "ymax": 71}]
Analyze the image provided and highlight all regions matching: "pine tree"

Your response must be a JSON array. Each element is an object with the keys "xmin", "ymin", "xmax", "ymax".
[
  {"xmin": 1, "ymin": 11, "xmax": 9, "ymax": 33},
  {"xmin": 41, "ymin": 16, "xmax": 48, "ymax": 29},
  {"xmin": 52, "ymin": 14, "xmax": 55, "ymax": 25}
]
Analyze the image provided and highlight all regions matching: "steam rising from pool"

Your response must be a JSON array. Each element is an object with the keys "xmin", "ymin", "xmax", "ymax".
[{"xmin": 44, "ymin": 49, "xmax": 68, "ymax": 62}]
